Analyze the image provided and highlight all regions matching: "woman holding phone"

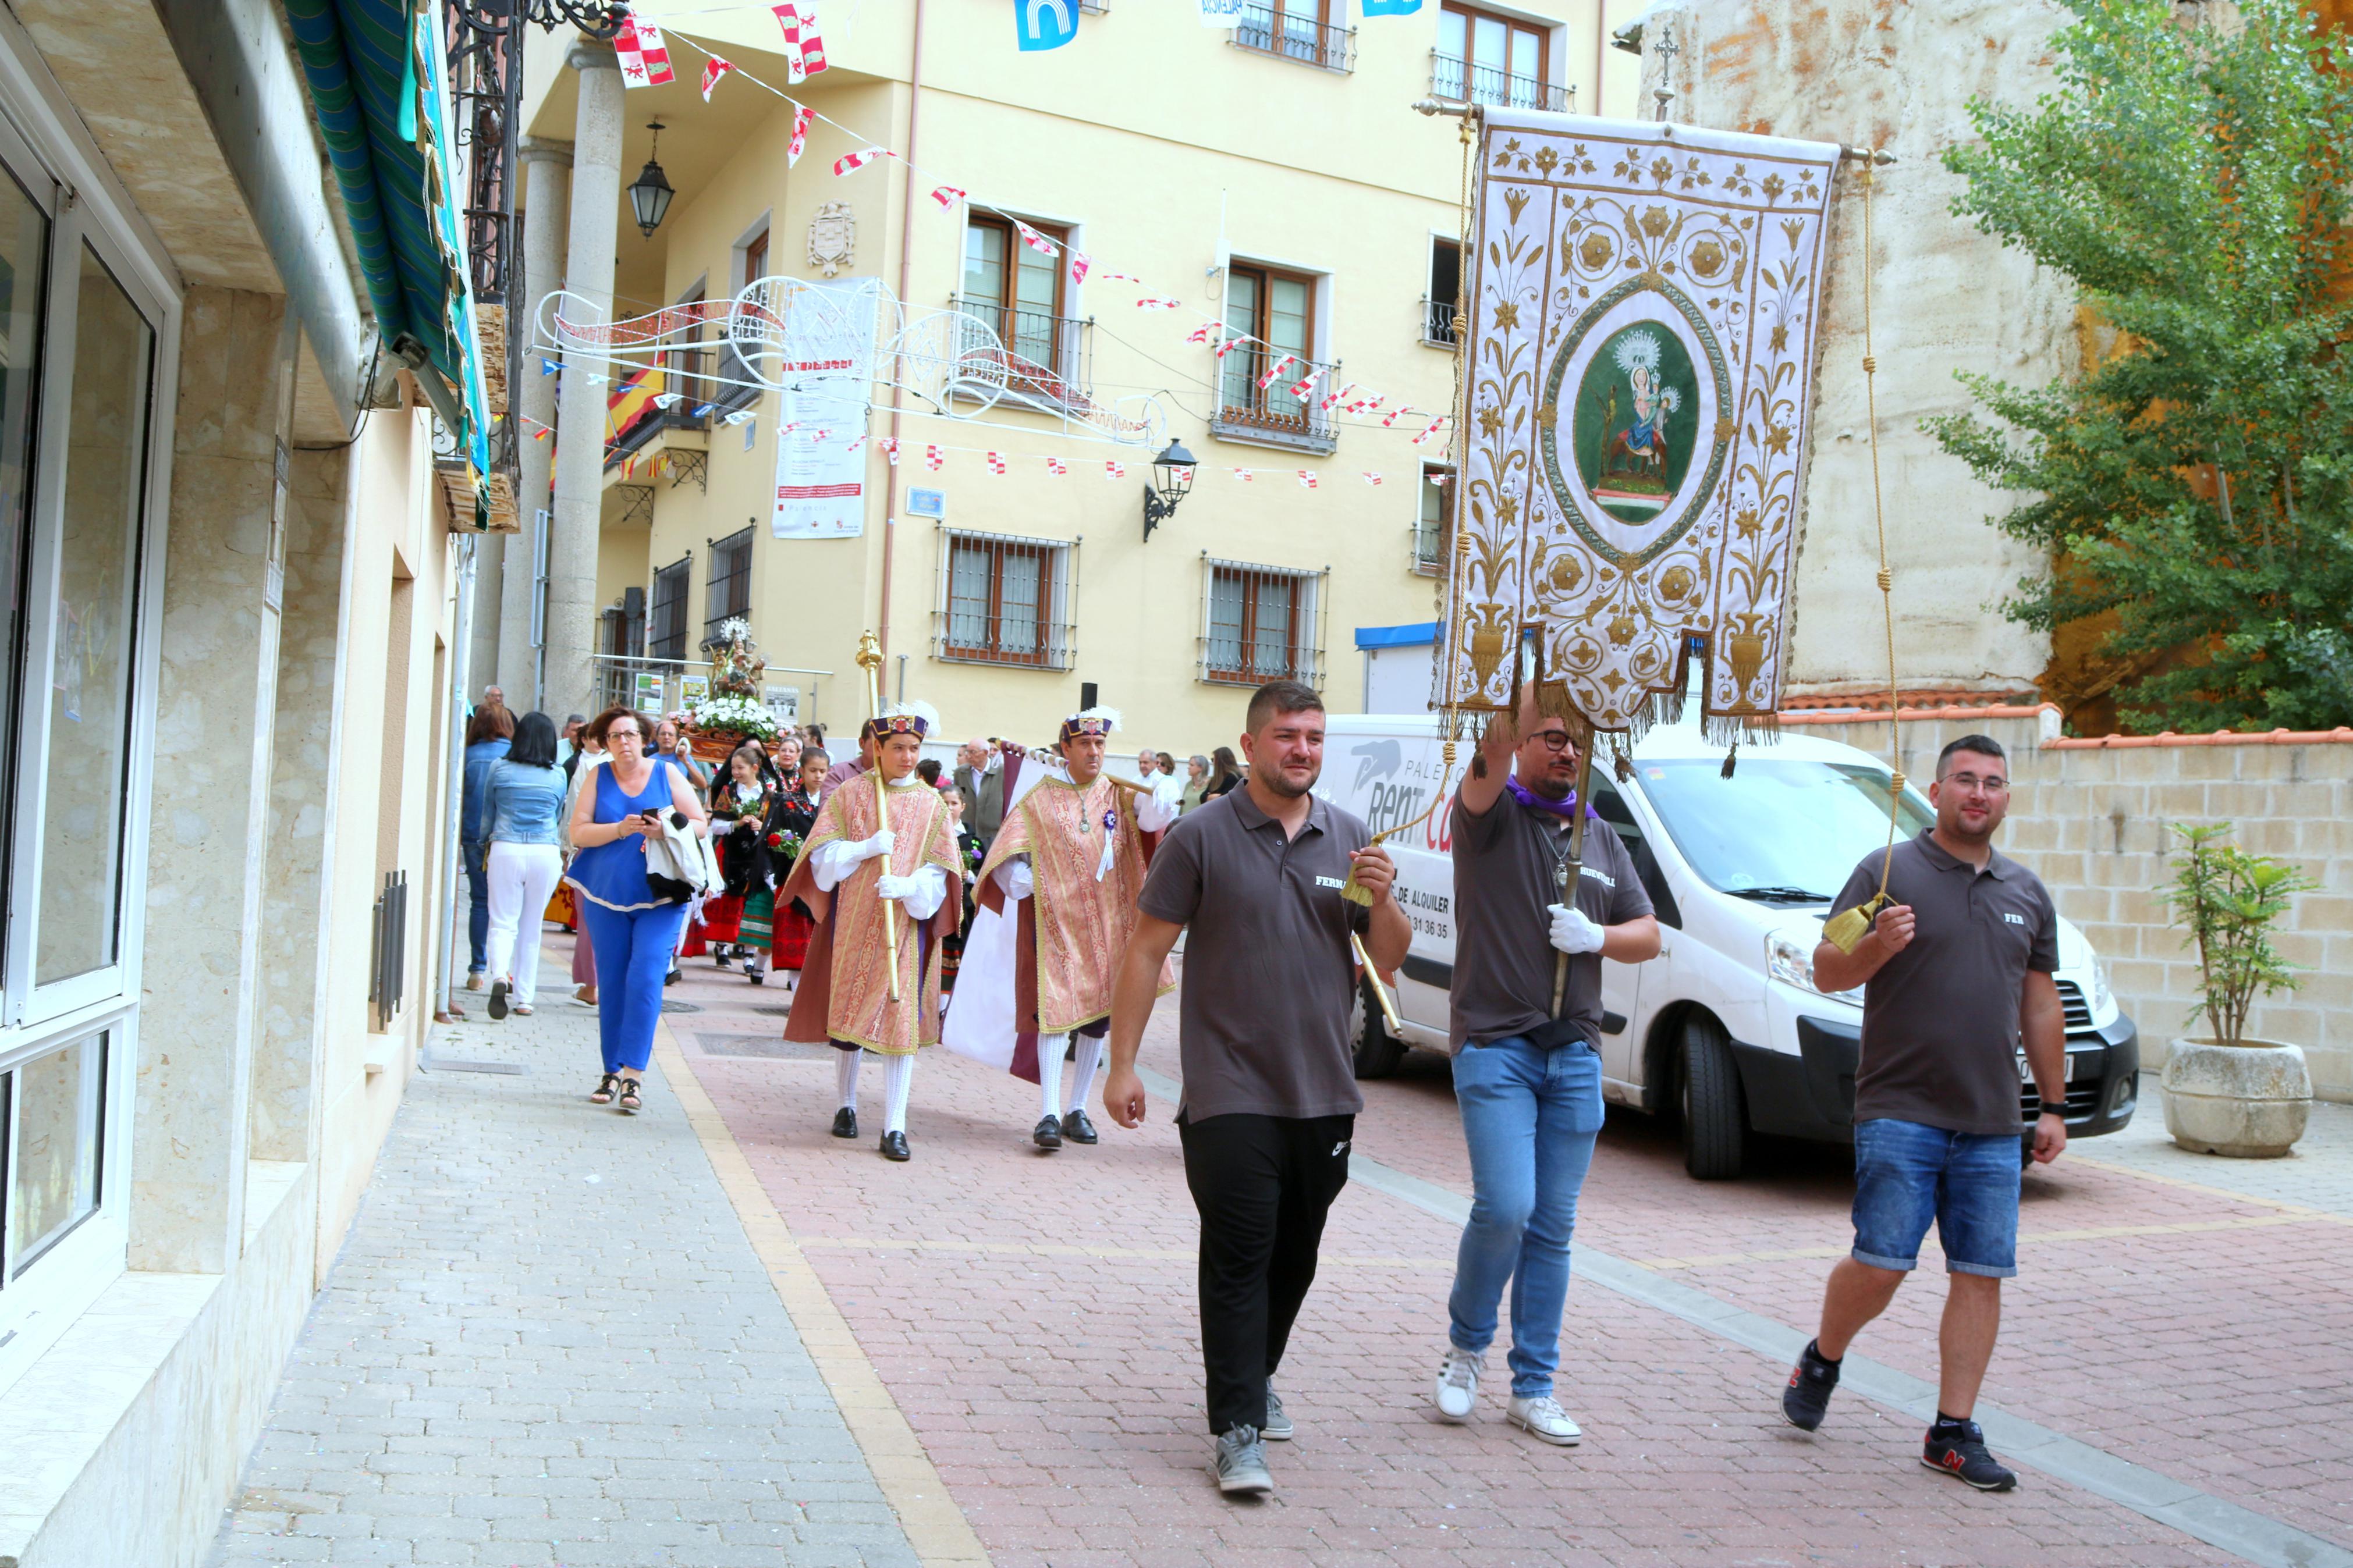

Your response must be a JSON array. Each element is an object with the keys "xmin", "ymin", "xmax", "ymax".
[{"xmin": 565, "ymin": 706, "xmax": 709, "ymax": 1113}]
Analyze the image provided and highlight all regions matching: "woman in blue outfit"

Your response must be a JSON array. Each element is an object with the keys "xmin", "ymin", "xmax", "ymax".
[{"xmin": 564, "ymin": 705, "xmax": 709, "ymax": 1112}]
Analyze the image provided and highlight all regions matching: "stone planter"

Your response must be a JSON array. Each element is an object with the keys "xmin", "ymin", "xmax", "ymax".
[{"xmin": 2160, "ymin": 1038, "xmax": 2312, "ymax": 1158}]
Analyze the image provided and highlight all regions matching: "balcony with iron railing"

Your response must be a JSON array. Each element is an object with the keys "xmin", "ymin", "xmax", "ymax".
[
  {"xmin": 1233, "ymin": 5, "xmax": 1355, "ymax": 72},
  {"xmin": 1410, "ymin": 517, "xmax": 1445, "ymax": 576},
  {"xmin": 1429, "ymin": 51, "xmax": 1569, "ymax": 111},
  {"xmin": 948, "ymin": 296, "xmax": 1096, "ymax": 415},
  {"xmin": 1420, "ymin": 294, "xmax": 1460, "ymax": 349},
  {"xmin": 1210, "ymin": 347, "xmax": 1340, "ymax": 454}
]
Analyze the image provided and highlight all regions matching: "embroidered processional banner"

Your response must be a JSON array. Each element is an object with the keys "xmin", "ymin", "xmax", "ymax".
[{"xmin": 1434, "ymin": 112, "xmax": 1843, "ymax": 737}]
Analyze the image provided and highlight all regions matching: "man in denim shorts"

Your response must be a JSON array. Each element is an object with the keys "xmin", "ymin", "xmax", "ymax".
[{"xmin": 1778, "ymin": 734, "xmax": 2068, "ymax": 1491}]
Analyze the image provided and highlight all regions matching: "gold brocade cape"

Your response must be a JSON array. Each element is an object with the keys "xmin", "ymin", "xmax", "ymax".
[
  {"xmin": 779, "ymin": 780, "xmax": 961, "ymax": 1055},
  {"xmin": 976, "ymin": 774, "xmax": 1173, "ymax": 1037}
]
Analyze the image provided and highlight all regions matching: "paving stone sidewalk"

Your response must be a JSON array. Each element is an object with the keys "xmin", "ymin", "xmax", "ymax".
[{"xmin": 207, "ymin": 976, "xmax": 920, "ymax": 1568}]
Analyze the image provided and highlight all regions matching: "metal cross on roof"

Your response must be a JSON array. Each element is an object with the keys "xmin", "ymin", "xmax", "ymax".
[{"xmin": 1651, "ymin": 17, "xmax": 1679, "ymax": 122}]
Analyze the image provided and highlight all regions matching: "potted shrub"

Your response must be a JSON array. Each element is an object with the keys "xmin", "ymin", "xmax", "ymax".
[{"xmin": 2157, "ymin": 823, "xmax": 2316, "ymax": 1158}]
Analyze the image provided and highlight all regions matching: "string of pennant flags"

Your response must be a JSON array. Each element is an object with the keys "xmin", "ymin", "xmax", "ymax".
[{"xmin": 598, "ymin": 16, "xmax": 1452, "ymax": 446}]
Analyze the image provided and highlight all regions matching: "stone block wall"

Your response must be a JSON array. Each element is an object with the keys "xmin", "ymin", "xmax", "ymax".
[{"xmin": 1780, "ymin": 705, "xmax": 2353, "ymax": 1101}]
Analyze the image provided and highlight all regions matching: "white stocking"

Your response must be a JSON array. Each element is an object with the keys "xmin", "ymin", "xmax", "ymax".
[
  {"xmin": 883, "ymin": 1053, "xmax": 915, "ymax": 1135},
  {"xmin": 1037, "ymin": 1032, "xmax": 1067, "ymax": 1123},
  {"xmin": 1067, "ymin": 1035, "xmax": 1105, "ymax": 1117},
  {"xmin": 836, "ymin": 1048, "xmax": 861, "ymax": 1111}
]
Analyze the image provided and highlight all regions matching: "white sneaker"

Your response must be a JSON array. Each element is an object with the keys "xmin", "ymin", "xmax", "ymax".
[
  {"xmin": 1507, "ymin": 1393, "xmax": 1582, "ymax": 1446},
  {"xmin": 1433, "ymin": 1345, "xmax": 1484, "ymax": 1422}
]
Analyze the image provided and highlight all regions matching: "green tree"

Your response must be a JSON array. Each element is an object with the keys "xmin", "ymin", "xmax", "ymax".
[{"xmin": 1927, "ymin": 0, "xmax": 2353, "ymax": 733}]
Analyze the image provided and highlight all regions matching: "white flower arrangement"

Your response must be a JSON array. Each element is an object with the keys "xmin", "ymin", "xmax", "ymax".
[{"xmin": 686, "ymin": 692, "xmax": 779, "ymax": 739}]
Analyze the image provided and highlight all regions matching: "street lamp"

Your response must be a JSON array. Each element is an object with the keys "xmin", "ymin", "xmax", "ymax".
[
  {"xmin": 628, "ymin": 122, "xmax": 675, "ymax": 237},
  {"xmin": 1141, "ymin": 438, "xmax": 1197, "ymax": 542}
]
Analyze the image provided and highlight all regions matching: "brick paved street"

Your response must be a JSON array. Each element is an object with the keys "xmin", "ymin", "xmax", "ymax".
[
  {"xmin": 211, "ymin": 926, "xmax": 2353, "ymax": 1567},
  {"xmin": 205, "ymin": 938, "xmax": 922, "ymax": 1568}
]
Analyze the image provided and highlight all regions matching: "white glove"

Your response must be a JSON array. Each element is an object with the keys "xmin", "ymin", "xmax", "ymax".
[
  {"xmin": 875, "ymin": 872, "xmax": 919, "ymax": 902},
  {"xmin": 1548, "ymin": 904, "xmax": 1604, "ymax": 955},
  {"xmin": 852, "ymin": 828, "xmax": 897, "ymax": 863},
  {"xmin": 994, "ymin": 859, "xmax": 1034, "ymax": 901}
]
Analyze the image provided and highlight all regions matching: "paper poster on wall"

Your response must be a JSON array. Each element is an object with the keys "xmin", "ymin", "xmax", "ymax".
[
  {"xmin": 680, "ymin": 674, "xmax": 709, "ymax": 705},
  {"xmin": 771, "ymin": 278, "xmax": 882, "ymax": 540},
  {"xmin": 634, "ymin": 672, "xmax": 666, "ymax": 714},
  {"xmin": 764, "ymin": 684, "xmax": 801, "ymax": 725}
]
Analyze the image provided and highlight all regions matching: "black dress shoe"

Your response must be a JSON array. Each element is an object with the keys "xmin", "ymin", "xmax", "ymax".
[
  {"xmin": 1060, "ymin": 1108, "xmax": 1098, "ymax": 1145},
  {"xmin": 663, "ymin": 967, "xmax": 682, "ymax": 987},
  {"xmin": 1032, "ymin": 1115, "xmax": 1063, "ymax": 1151},
  {"xmin": 879, "ymin": 1130, "xmax": 911, "ymax": 1161},
  {"xmin": 831, "ymin": 1107, "xmax": 858, "ymax": 1139}
]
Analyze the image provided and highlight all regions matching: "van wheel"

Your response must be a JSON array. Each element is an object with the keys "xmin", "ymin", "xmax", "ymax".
[
  {"xmin": 1680, "ymin": 1014, "xmax": 1747, "ymax": 1180},
  {"xmin": 1351, "ymin": 979, "xmax": 1406, "ymax": 1080}
]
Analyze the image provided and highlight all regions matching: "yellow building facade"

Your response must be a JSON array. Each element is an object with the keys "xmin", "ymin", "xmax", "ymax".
[{"xmin": 522, "ymin": 1, "xmax": 1644, "ymax": 750}]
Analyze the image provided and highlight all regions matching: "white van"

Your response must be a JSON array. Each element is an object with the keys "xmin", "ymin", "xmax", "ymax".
[{"xmin": 1316, "ymin": 710, "xmax": 2141, "ymax": 1179}]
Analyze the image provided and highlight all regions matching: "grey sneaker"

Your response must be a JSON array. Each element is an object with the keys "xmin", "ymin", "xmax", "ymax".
[
  {"xmin": 1433, "ymin": 1345, "xmax": 1485, "ymax": 1422},
  {"xmin": 1262, "ymin": 1384, "xmax": 1293, "ymax": 1442},
  {"xmin": 1212, "ymin": 1425, "xmax": 1272, "ymax": 1497}
]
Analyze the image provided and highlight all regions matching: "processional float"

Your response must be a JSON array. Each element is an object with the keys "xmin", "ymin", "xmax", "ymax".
[{"xmin": 1411, "ymin": 102, "xmax": 1907, "ymax": 969}]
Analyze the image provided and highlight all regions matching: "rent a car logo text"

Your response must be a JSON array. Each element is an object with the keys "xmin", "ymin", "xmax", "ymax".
[{"xmin": 1344, "ymin": 739, "xmax": 1455, "ymax": 941}]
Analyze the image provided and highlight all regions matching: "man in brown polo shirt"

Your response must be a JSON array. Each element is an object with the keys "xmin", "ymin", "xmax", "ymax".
[
  {"xmin": 1104, "ymin": 679, "xmax": 1410, "ymax": 1500},
  {"xmin": 1778, "ymin": 734, "xmax": 2067, "ymax": 1494}
]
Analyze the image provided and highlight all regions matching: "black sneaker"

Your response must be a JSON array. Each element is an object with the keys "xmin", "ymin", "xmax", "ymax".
[
  {"xmin": 831, "ymin": 1107, "xmax": 858, "ymax": 1140},
  {"xmin": 1032, "ymin": 1115, "xmax": 1063, "ymax": 1150},
  {"xmin": 1923, "ymin": 1421, "xmax": 2017, "ymax": 1491},
  {"xmin": 1781, "ymin": 1339, "xmax": 1841, "ymax": 1431},
  {"xmin": 1060, "ymin": 1108, "xmax": 1098, "ymax": 1145}
]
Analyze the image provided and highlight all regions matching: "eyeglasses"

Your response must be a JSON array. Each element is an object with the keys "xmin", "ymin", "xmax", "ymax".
[
  {"xmin": 1525, "ymin": 730, "xmax": 1575, "ymax": 752},
  {"xmin": 1943, "ymin": 771, "xmax": 2009, "ymax": 794}
]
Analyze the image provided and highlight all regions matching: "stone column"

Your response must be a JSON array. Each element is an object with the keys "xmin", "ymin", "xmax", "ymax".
[
  {"xmin": 544, "ymin": 44, "xmax": 622, "ymax": 721},
  {"xmin": 502, "ymin": 136, "xmax": 571, "ymax": 712},
  {"xmin": 133, "ymin": 287, "xmax": 296, "ymax": 1272}
]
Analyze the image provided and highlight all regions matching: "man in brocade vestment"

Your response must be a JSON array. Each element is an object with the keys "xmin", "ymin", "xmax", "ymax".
[
  {"xmin": 943, "ymin": 708, "xmax": 1177, "ymax": 1149},
  {"xmin": 780, "ymin": 700, "xmax": 961, "ymax": 1162}
]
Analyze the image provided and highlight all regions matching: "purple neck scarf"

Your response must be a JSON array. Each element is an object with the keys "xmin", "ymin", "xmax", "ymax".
[{"xmin": 1506, "ymin": 773, "xmax": 1598, "ymax": 820}]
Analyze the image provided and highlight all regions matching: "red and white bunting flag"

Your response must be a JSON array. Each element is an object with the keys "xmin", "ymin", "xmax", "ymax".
[
  {"xmin": 1135, "ymin": 296, "xmax": 1181, "ymax": 310},
  {"xmin": 880, "ymin": 437, "xmax": 900, "ymax": 464},
  {"xmin": 1103, "ymin": 460, "xmax": 1126, "ymax": 481},
  {"xmin": 1382, "ymin": 404, "xmax": 1414, "ymax": 428},
  {"xmin": 811, "ymin": 429, "xmax": 831, "ymax": 443},
  {"xmin": 846, "ymin": 437, "xmax": 867, "ymax": 454},
  {"xmin": 614, "ymin": 19, "xmax": 675, "ymax": 87},
  {"xmin": 786, "ymin": 105, "xmax": 815, "ymax": 168},
  {"xmin": 780, "ymin": 421, "xmax": 800, "ymax": 433},
  {"xmin": 1361, "ymin": 471, "xmax": 1386, "ymax": 485},
  {"xmin": 924, "ymin": 445, "xmax": 945, "ymax": 471},
  {"xmin": 1296, "ymin": 470, "xmax": 1318, "ymax": 489},
  {"xmin": 772, "ymin": 2, "xmax": 830, "ymax": 82},
  {"xmin": 1185, "ymin": 323, "xmax": 1215, "ymax": 344},
  {"xmin": 1098, "ymin": 270, "xmax": 1144, "ymax": 283},
  {"xmin": 931, "ymin": 184, "xmax": 966, "ymax": 209},
  {"xmin": 1012, "ymin": 219, "xmax": 1059, "ymax": 257},
  {"xmin": 985, "ymin": 451, "xmax": 1006, "ymax": 475},
  {"xmin": 699, "ymin": 56, "xmax": 734, "ymax": 101},
  {"xmin": 1044, "ymin": 456, "xmax": 1066, "ymax": 475},
  {"xmin": 1289, "ymin": 366, "xmax": 1326, "ymax": 401},
  {"xmin": 1067, "ymin": 250, "xmax": 1092, "ymax": 286},
  {"xmin": 1230, "ymin": 468, "xmax": 1255, "ymax": 482},
  {"xmin": 1213, "ymin": 333, "xmax": 1249, "ymax": 360},
  {"xmin": 1255, "ymin": 353, "xmax": 1298, "ymax": 392},
  {"xmin": 833, "ymin": 147, "xmax": 890, "ymax": 177},
  {"xmin": 1411, "ymin": 414, "xmax": 1447, "ymax": 446},
  {"xmin": 1321, "ymin": 379, "xmax": 1359, "ymax": 411}
]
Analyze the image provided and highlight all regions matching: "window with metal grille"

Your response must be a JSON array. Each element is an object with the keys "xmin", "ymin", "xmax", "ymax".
[
  {"xmin": 1412, "ymin": 464, "xmax": 1451, "ymax": 574},
  {"xmin": 704, "ymin": 528, "xmax": 753, "ymax": 644},
  {"xmin": 1424, "ymin": 238, "xmax": 1461, "ymax": 347},
  {"xmin": 934, "ymin": 528, "xmax": 1077, "ymax": 670},
  {"xmin": 1432, "ymin": 4, "xmax": 1563, "ymax": 110},
  {"xmin": 648, "ymin": 554, "xmax": 691, "ymax": 661},
  {"xmin": 1213, "ymin": 262, "xmax": 1336, "ymax": 452},
  {"xmin": 1200, "ymin": 559, "xmax": 1328, "ymax": 687}
]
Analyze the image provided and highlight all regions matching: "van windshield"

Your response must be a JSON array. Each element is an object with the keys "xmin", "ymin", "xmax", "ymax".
[{"xmin": 1630, "ymin": 759, "xmax": 1933, "ymax": 904}]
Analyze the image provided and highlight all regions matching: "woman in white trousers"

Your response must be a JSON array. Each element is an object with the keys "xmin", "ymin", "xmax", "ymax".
[{"xmin": 480, "ymin": 712, "xmax": 572, "ymax": 1019}]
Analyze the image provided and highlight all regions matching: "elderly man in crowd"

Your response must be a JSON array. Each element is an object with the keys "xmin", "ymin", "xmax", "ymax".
[{"xmin": 953, "ymin": 737, "xmax": 1007, "ymax": 856}]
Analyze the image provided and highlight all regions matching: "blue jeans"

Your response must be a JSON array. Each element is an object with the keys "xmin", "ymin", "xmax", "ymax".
[
  {"xmin": 577, "ymin": 901, "xmax": 690, "ymax": 1074},
  {"xmin": 1851, "ymin": 1118, "xmax": 2021, "ymax": 1278},
  {"xmin": 463, "ymin": 843, "xmax": 490, "ymax": 973},
  {"xmin": 1447, "ymin": 1036, "xmax": 1604, "ymax": 1398}
]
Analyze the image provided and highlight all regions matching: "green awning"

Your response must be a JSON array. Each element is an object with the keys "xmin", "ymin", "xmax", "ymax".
[{"xmin": 284, "ymin": 0, "xmax": 491, "ymax": 473}]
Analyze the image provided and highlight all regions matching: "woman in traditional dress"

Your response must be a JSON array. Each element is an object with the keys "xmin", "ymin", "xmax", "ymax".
[
  {"xmin": 744, "ymin": 749, "xmax": 822, "ymax": 987},
  {"xmin": 691, "ymin": 742, "xmax": 772, "ymax": 969}
]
